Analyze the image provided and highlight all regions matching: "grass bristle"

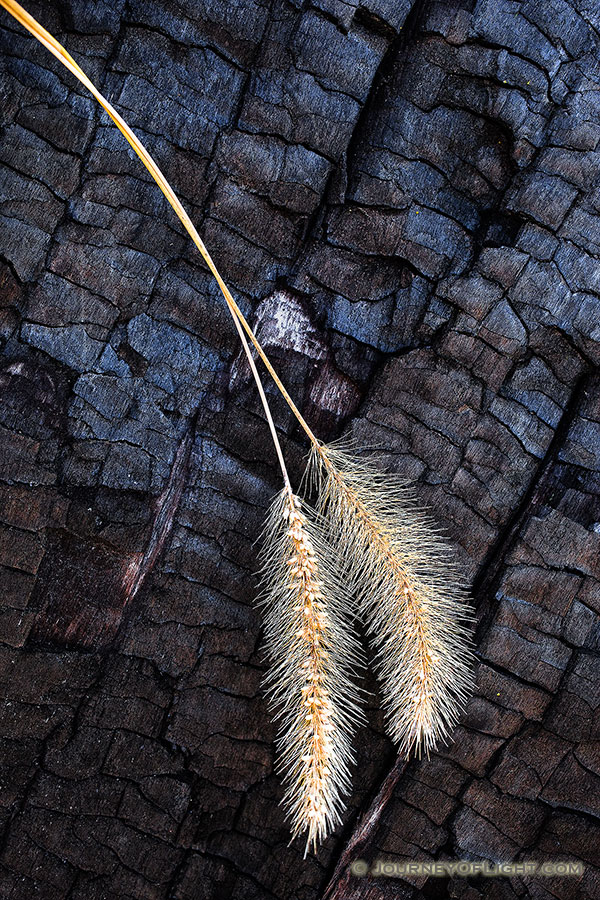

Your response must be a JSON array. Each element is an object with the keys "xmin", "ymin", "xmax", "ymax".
[
  {"xmin": 258, "ymin": 489, "xmax": 365, "ymax": 855},
  {"xmin": 309, "ymin": 443, "xmax": 475, "ymax": 758}
]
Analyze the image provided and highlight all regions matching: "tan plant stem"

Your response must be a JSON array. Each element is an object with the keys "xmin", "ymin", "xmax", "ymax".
[
  {"xmin": 0, "ymin": 0, "xmax": 319, "ymax": 467},
  {"xmin": 319, "ymin": 451, "xmax": 437, "ymax": 749},
  {"xmin": 285, "ymin": 495, "xmax": 338, "ymax": 850}
]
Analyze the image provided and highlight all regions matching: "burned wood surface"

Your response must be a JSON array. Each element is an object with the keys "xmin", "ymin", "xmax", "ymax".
[{"xmin": 0, "ymin": 1, "xmax": 599, "ymax": 898}]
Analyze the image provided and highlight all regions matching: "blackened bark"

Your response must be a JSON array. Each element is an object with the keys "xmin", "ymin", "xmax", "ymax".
[{"xmin": 0, "ymin": 1, "xmax": 599, "ymax": 899}]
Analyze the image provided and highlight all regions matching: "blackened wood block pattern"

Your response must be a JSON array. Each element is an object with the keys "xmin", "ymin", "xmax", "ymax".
[{"xmin": 0, "ymin": 1, "xmax": 599, "ymax": 898}]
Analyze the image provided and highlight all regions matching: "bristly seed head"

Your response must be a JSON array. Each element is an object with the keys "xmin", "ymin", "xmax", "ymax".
[
  {"xmin": 257, "ymin": 489, "xmax": 365, "ymax": 855},
  {"xmin": 308, "ymin": 442, "xmax": 475, "ymax": 759}
]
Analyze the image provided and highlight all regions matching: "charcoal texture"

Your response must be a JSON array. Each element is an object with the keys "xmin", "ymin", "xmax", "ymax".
[{"xmin": 0, "ymin": 1, "xmax": 599, "ymax": 898}]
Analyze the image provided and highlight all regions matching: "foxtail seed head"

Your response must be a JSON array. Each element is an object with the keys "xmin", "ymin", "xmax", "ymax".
[
  {"xmin": 309, "ymin": 443, "xmax": 475, "ymax": 758},
  {"xmin": 258, "ymin": 489, "xmax": 365, "ymax": 854}
]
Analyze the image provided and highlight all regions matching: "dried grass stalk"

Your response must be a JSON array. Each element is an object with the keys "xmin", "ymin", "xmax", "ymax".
[
  {"xmin": 2, "ymin": 0, "xmax": 476, "ymax": 851},
  {"xmin": 258, "ymin": 489, "xmax": 365, "ymax": 854},
  {"xmin": 308, "ymin": 443, "xmax": 475, "ymax": 758}
]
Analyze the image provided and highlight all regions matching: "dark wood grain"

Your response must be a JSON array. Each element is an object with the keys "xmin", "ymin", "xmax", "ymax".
[{"xmin": 0, "ymin": 1, "xmax": 599, "ymax": 898}]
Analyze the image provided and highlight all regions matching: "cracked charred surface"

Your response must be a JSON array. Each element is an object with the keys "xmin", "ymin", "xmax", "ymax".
[{"xmin": 0, "ymin": 0, "xmax": 599, "ymax": 898}]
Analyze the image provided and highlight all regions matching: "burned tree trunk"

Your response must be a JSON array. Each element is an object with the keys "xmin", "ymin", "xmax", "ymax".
[{"xmin": 0, "ymin": 1, "xmax": 599, "ymax": 898}]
